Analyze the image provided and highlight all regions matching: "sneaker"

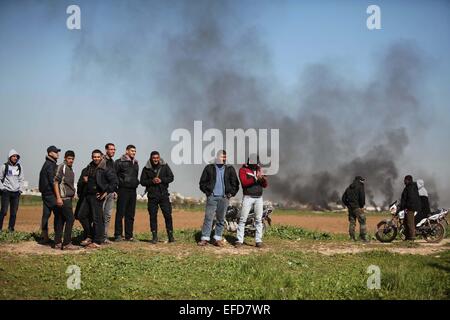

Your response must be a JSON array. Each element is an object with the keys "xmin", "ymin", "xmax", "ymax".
[
  {"xmin": 213, "ymin": 240, "xmax": 224, "ymax": 247},
  {"xmin": 125, "ymin": 237, "xmax": 135, "ymax": 242},
  {"xmin": 62, "ymin": 243, "xmax": 79, "ymax": 251},
  {"xmin": 197, "ymin": 240, "xmax": 209, "ymax": 246},
  {"xmin": 255, "ymin": 242, "xmax": 264, "ymax": 248},
  {"xmin": 234, "ymin": 242, "xmax": 243, "ymax": 248},
  {"xmin": 361, "ymin": 237, "xmax": 370, "ymax": 243},
  {"xmin": 80, "ymin": 238, "xmax": 93, "ymax": 247},
  {"xmin": 54, "ymin": 243, "xmax": 63, "ymax": 250},
  {"xmin": 86, "ymin": 242, "xmax": 101, "ymax": 249},
  {"xmin": 103, "ymin": 239, "xmax": 113, "ymax": 245},
  {"xmin": 114, "ymin": 236, "xmax": 123, "ymax": 242}
]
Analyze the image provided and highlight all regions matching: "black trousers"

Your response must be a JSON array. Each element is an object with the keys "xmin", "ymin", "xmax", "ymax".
[
  {"xmin": 78, "ymin": 194, "xmax": 105, "ymax": 244},
  {"xmin": 41, "ymin": 195, "xmax": 57, "ymax": 233},
  {"xmin": 77, "ymin": 199, "xmax": 93, "ymax": 240},
  {"xmin": 115, "ymin": 189, "xmax": 137, "ymax": 239},
  {"xmin": 54, "ymin": 199, "xmax": 75, "ymax": 245},
  {"xmin": 0, "ymin": 191, "xmax": 20, "ymax": 231},
  {"xmin": 148, "ymin": 196, "xmax": 173, "ymax": 233}
]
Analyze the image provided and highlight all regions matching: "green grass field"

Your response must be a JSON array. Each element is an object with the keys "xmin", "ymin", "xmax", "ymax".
[{"xmin": 0, "ymin": 226, "xmax": 449, "ymax": 300}]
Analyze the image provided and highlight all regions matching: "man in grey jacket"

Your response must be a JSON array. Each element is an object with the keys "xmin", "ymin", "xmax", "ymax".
[
  {"xmin": 0, "ymin": 149, "xmax": 25, "ymax": 232},
  {"xmin": 53, "ymin": 151, "xmax": 77, "ymax": 250}
]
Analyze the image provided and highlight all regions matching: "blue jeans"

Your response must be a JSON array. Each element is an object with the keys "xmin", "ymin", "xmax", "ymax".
[
  {"xmin": 237, "ymin": 196, "xmax": 264, "ymax": 244},
  {"xmin": 201, "ymin": 195, "xmax": 229, "ymax": 241}
]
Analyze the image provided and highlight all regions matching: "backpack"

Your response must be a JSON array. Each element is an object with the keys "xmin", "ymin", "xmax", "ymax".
[
  {"xmin": 57, "ymin": 164, "xmax": 67, "ymax": 198},
  {"xmin": 1, "ymin": 163, "xmax": 22, "ymax": 184}
]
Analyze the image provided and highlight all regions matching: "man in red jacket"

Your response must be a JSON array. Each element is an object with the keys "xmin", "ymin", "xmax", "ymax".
[{"xmin": 235, "ymin": 154, "xmax": 268, "ymax": 248}]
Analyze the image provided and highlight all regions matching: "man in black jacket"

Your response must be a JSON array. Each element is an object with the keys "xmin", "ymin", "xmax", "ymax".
[
  {"xmin": 342, "ymin": 176, "xmax": 368, "ymax": 242},
  {"xmin": 103, "ymin": 143, "xmax": 117, "ymax": 242},
  {"xmin": 198, "ymin": 150, "xmax": 239, "ymax": 247},
  {"xmin": 140, "ymin": 151, "xmax": 175, "ymax": 244},
  {"xmin": 399, "ymin": 175, "xmax": 421, "ymax": 241},
  {"xmin": 78, "ymin": 150, "xmax": 118, "ymax": 248},
  {"xmin": 75, "ymin": 166, "xmax": 90, "ymax": 239},
  {"xmin": 38, "ymin": 145, "xmax": 61, "ymax": 244},
  {"xmin": 114, "ymin": 145, "xmax": 139, "ymax": 241}
]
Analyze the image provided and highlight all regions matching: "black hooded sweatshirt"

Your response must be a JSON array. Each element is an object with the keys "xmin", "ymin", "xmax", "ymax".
[
  {"xmin": 400, "ymin": 181, "xmax": 421, "ymax": 212},
  {"xmin": 85, "ymin": 159, "xmax": 118, "ymax": 195},
  {"xmin": 140, "ymin": 158, "xmax": 174, "ymax": 198},
  {"xmin": 342, "ymin": 178, "xmax": 365, "ymax": 209},
  {"xmin": 39, "ymin": 156, "xmax": 58, "ymax": 197}
]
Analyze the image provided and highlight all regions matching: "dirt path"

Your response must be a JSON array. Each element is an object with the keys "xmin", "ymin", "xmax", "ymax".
[
  {"xmin": 10, "ymin": 207, "xmax": 385, "ymax": 234},
  {"xmin": 1, "ymin": 237, "xmax": 448, "ymax": 257},
  {"xmin": 4, "ymin": 206, "xmax": 447, "ymax": 257}
]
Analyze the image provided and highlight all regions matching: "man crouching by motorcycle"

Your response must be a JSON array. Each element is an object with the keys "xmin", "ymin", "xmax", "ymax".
[
  {"xmin": 198, "ymin": 150, "xmax": 240, "ymax": 247},
  {"xmin": 235, "ymin": 154, "xmax": 268, "ymax": 249},
  {"xmin": 399, "ymin": 175, "xmax": 421, "ymax": 241}
]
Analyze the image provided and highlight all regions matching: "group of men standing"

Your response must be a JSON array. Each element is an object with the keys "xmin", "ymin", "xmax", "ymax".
[
  {"xmin": 0, "ymin": 144, "xmax": 435, "ymax": 247},
  {"xmin": 342, "ymin": 174, "xmax": 433, "ymax": 242},
  {"xmin": 35, "ymin": 145, "xmax": 270, "ymax": 250},
  {"xmin": 37, "ymin": 144, "xmax": 175, "ymax": 250}
]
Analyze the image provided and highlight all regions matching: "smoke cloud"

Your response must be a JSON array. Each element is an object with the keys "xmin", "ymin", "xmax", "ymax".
[{"xmin": 71, "ymin": 0, "xmax": 440, "ymax": 209}]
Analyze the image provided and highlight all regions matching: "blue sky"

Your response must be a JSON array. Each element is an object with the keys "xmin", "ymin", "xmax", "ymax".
[{"xmin": 0, "ymin": 0, "xmax": 449, "ymax": 204}]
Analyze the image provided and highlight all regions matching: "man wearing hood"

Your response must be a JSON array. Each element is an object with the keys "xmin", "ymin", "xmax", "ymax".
[
  {"xmin": 235, "ymin": 154, "xmax": 268, "ymax": 248},
  {"xmin": 0, "ymin": 149, "xmax": 25, "ymax": 232},
  {"xmin": 78, "ymin": 149, "xmax": 118, "ymax": 248},
  {"xmin": 416, "ymin": 179, "xmax": 431, "ymax": 223},
  {"xmin": 399, "ymin": 175, "xmax": 421, "ymax": 240},
  {"xmin": 38, "ymin": 146, "xmax": 61, "ymax": 243},
  {"xmin": 114, "ymin": 145, "xmax": 139, "ymax": 241},
  {"xmin": 198, "ymin": 150, "xmax": 239, "ymax": 247},
  {"xmin": 140, "ymin": 151, "xmax": 175, "ymax": 243},
  {"xmin": 342, "ymin": 176, "xmax": 368, "ymax": 242}
]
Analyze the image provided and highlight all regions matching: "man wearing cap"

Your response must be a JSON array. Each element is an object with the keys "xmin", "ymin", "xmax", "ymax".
[
  {"xmin": 38, "ymin": 145, "xmax": 60, "ymax": 243},
  {"xmin": 342, "ymin": 176, "xmax": 368, "ymax": 242},
  {"xmin": 0, "ymin": 149, "xmax": 25, "ymax": 232}
]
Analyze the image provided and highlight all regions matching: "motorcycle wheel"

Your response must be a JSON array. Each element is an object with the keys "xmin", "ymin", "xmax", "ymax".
[
  {"xmin": 424, "ymin": 222, "xmax": 445, "ymax": 243},
  {"xmin": 375, "ymin": 220, "xmax": 397, "ymax": 243}
]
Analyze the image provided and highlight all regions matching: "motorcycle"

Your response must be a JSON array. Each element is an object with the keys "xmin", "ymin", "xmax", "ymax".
[
  {"xmin": 375, "ymin": 200, "xmax": 448, "ymax": 243},
  {"xmin": 213, "ymin": 203, "xmax": 273, "ymax": 237}
]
